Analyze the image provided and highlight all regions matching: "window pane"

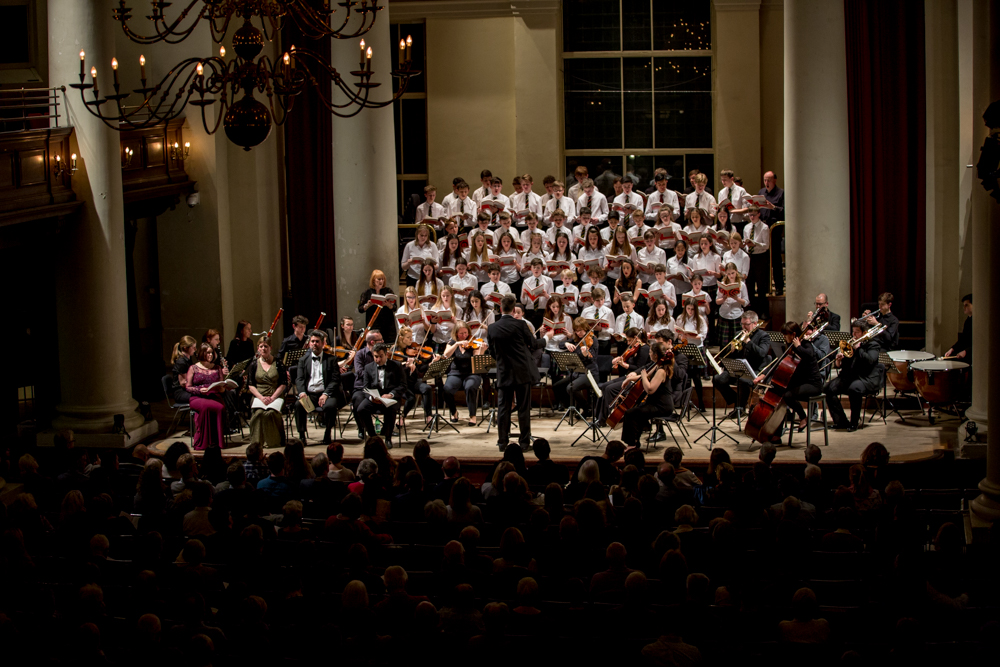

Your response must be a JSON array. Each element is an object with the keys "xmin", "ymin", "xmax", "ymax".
[
  {"xmin": 628, "ymin": 155, "xmax": 684, "ymax": 194},
  {"xmin": 566, "ymin": 156, "xmax": 623, "ymax": 199},
  {"xmin": 400, "ymin": 98, "xmax": 427, "ymax": 174},
  {"xmin": 652, "ymin": 1, "xmax": 711, "ymax": 51},
  {"xmin": 623, "ymin": 57, "xmax": 652, "ymax": 149},
  {"xmin": 563, "ymin": 0, "xmax": 620, "ymax": 52},
  {"xmin": 653, "ymin": 57, "xmax": 712, "ymax": 148},
  {"xmin": 564, "ymin": 59, "xmax": 622, "ymax": 149},
  {"xmin": 622, "ymin": 0, "xmax": 651, "ymax": 51},
  {"xmin": 392, "ymin": 23, "xmax": 425, "ymax": 93}
]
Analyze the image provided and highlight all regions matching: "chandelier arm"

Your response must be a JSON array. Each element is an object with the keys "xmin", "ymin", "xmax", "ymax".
[{"xmin": 115, "ymin": 0, "xmax": 211, "ymax": 45}]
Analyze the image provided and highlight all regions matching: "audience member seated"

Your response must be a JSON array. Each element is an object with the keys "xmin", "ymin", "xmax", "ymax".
[
  {"xmin": 525, "ymin": 438, "xmax": 570, "ymax": 487},
  {"xmin": 778, "ymin": 587, "xmax": 831, "ymax": 644}
]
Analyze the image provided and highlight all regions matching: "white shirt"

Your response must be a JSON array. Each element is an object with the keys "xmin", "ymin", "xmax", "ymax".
[
  {"xmin": 613, "ymin": 192, "xmax": 644, "ymax": 210},
  {"xmin": 691, "ymin": 252, "xmax": 722, "ymax": 287},
  {"xmin": 464, "ymin": 308, "xmax": 495, "ymax": 334},
  {"xmin": 644, "ymin": 279, "xmax": 677, "ymax": 309},
  {"xmin": 441, "ymin": 191, "xmax": 459, "ymax": 208},
  {"xmin": 581, "ymin": 304, "xmax": 616, "ymax": 340},
  {"xmin": 555, "ymin": 283, "xmax": 580, "ymax": 315},
  {"xmin": 521, "ymin": 274, "xmax": 554, "ymax": 312},
  {"xmin": 636, "ymin": 246, "xmax": 668, "ymax": 285},
  {"xmin": 600, "ymin": 224, "xmax": 621, "ymax": 242},
  {"xmin": 567, "ymin": 182, "xmax": 585, "ymax": 203},
  {"xmin": 415, "ymin": 201, "xmax": 448, "ymax": 226},
  {"xmin": 491, "ymin": 225, "xmax": 518, "ymax": 249},
  {"xmin": 577, "ymin": 245, "xmax": 608, "ymax": 270},
  {"xmin": 545, "ymin": 224, "xmax": 577, "ymax": 251},
  {"xmin": 417, "ymin": 278, "xmax": 444, "ymax": 298},
  {"xmin": 448, "ymin": 273, "xmax": 478, "ymax": 310},
  {"xmin": 466, "ymin": 250, "xmax": 492, "ymax": 283},
  {"xmin": 719, "ymin": 184, "xmax": 748, "ymax": 223},
  {"xmin": 653, "ymin": 222, "xmax": 681, "ymax": 250},
  {"xmin": 675, "ymin": 314, "xmax": 708, "ymax": 346},
  {"xmin": 519, "ymin": 227, "xmax": 545, "ymax": 251},
  {"xmin": 682, "ymin": 224, "xmax": 712, "ymax": 258},
  {"xmin": 544, "ymin": 250, "xmax": 577, "ymax": 280},
  {"xmin": 684, "ymin": 190, "xmax": 717, "ymax": 217},
  {"xmin": 603, "ymin": 244, "xmax": 637, "ymax": 281},
  {"xmin": 396, "ymin": 304, "xmax": 429, "ymax": 341},
  {"xmin": 722, "ymin": 248, "xmax": 751, "ymax": 279},
  {"xmin": 512, "ymin": 191, "xmax": 543, "ymax": 223},
  {"xmin": 480, "ymin": 280, "xmax": 512, "ymax": 306},
  {"xmin": 307, "ymin": 351, "xmax": 325, "ymax": 394},
  {"xmin": 683, "ymin": 289, "xmax": 711, "ymax": 317},
  {"xmin": 615, "ymin": 310, "xmax": 645, "ymax": 336},
  {"xmin": 666, "ymin": 256, "xmax": 692, "ymax": 295},
  {"xmin": 472, "ymin": 184, "xmax": 492, "ymax": 204},
  {"xmin": 542, "ymin": 313, "xmax": 573, "ymax": 352},
  {"xmin": 544, "ymin": 196, "xmax": 577, "ymax": 225},
  {"xmin": 493, "ymin": 249, "xmax": 521, "ymax": 284},
  {"xmin": 743, "ymin": 220, "xmax": 770, "ymax": 254},
  {"xmin": 645, "ymin": 188, "xmax": 681, "ymax": 221},
  {"xmin": 480, "ymin": 193, "xmax": 511, "ymax": 222},
  {"xmin": 520, "ymin": 250, "xmax": 547, "ymax": 278},
  {"xmin": 448, "ymin": 197, "xmax": 478, "ymax": 227},
  {"xmin": 400, "ymin": 241, "xmax": 440, "ymax": 280},
  {"xmin": 718, "ymin": 282, "xmax": 749, "ymax": 321},
  {"xmin": 626, "ymin": 223, "xmax": 651, "ymax": 246},
  {"xmin": 576, "ymin": 191, "xmax": 609, "ymax": 222},
  {"xmin": 431, "ymin": 305, "xmax": 458, "ymax": 344},
  {"xmin": 646, "ymin": 315, "xmax": 676, "ymax": 336}
]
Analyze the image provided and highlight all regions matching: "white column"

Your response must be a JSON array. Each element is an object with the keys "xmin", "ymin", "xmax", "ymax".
[
  {"xmin": 964, "ymin": 0, "xmax": 991, "ymax": 432},
  {"xmin": 331, "ymin": 16, "xmax": 399, "ymax": 327},
  {"xmin": 924, "ymin": 0, "xmax": 961, "ymax": 356},
  {"xmin": 48, "ymin": 0, "xmax": 145, "ymax": 433},
  {"xmin": 969, "ymin": 0, "xmax": 1000, "ymax": 525},
  {"xmin": 783, "ymin": 0, "xmax": 851, "ymax": 324}
]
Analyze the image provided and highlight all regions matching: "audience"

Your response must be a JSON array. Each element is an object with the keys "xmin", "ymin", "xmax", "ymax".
[{"xmin": 0, "ymin": 436, "xmax": 984, "ymax": 666}]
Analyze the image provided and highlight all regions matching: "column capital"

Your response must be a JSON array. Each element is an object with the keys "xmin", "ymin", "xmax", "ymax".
[{"xmin": 714, "ymin": 0, "xmax": 763, "ymax": 12}]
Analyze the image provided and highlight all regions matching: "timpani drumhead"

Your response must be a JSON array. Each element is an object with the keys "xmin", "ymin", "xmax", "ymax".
[
  {"xmin": 888, "ymin": 350, "xmax": 935, "ymax": 362},
  {"xmin": 911, "ymin": 360, "xmax": 970, "ymax": 371}
]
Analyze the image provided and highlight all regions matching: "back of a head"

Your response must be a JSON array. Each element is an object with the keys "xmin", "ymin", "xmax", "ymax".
[
  {"xmin": 482, "ymin": 601, "xmax": 510, "ymax": 634},
  {"xmin": 412, "ymin": 439, "xmax": 431, "ymax": 460},
  {"xmin": 503, "ymin": 444, "xmax": 526, "ymax": 471},
  {"xmin": 686, "ymin": 573, "xmax": 711, "ymax": 604},
  {"xmin": 405, "ymin": 469, "xmax": 423, "ymax": 493},
  {"xmin": 267, "ymin": 452, "xmax": 285, "ymax": 476},
  {"xmin": 759, "ymin": 443, "xmax": 777, "ymax": 465},
  {"xmin": 340, "ymin": 491, "xmax": 362, "ymax": 519},
  {"xmin": 357, "ymin": 458, "xmax": 378, "ymax": 478},
  {"xmin": 311, "ymin": 453, "xmax": 330, "ymax": 477},
  {"xmin": 781, "ymin": 495, "xmax": 802, "ymax": 520},
  {"xmin": 791, "ymin": 587, "xmax": 818, "ymax": 621},
  {"xmin": 226, "ymin": 461, "xmax": 245, "ymax": 487},
  {"xmin": 605, "ymin": 440, "xmax": 626, "ymax": 462},
  {"xmin": 578, "ymin": 459, "xmax": 600, "ymax": 484},
  {"xmin": 516, "ymin": 577, "xmax": 539, "ymax": 605},
  {"xmin": 342, "ymin": 580, "xmax": 369, "ymax": 610},
  {"xmin": 532, "ymin": 438, "xmax": 551, "ymax": 461},
  {"xmin": 326, "ymin": 442, "xmax": 345, "ymax": 465},
  {"xmin": 383, "ymin": 565, "xmax": 409, "ymax": 591},
  {"xmin": 674, "ymin": 504, "xmax": 699, "ymax": 526},
  {"xmin": 606, "ymin": 541, "xmax": 627, "ymax": 568},
  {"xmin": 443, "ymin": 456, "xmax": 460, "ymax": 478},
  {"xmin": 804, "ymin": 444, "xmax": 822, "ymax": 465},
  {"xmin": 657, "ymin": 462, "xmax": 676, "ymax": 484},
  {"xmin": 502, "ymin": 471, "xmax": 521, "ymax": 494},
  {"xmin": 663, "ymin": 446, "xmax": 683, "ymax": 467},
  {"xmin": 181, "ymin": 539, "xmax": 206, "ymax": 565}
]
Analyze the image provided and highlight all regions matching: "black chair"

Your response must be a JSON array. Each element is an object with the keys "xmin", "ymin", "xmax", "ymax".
[{"xmin": 160, "ymin": 374, "xmax": 192, "ymax": 439}]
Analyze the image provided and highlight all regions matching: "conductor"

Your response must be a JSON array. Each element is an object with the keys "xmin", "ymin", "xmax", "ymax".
[{"xmin": 487, "ymin": 294, "xmax": 543, "ymax": 451}]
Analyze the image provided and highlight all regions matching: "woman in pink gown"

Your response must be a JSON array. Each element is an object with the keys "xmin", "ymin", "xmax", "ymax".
[{"xmin": 186, "ymin": 343, "xmax": 227, "ymax": 450}]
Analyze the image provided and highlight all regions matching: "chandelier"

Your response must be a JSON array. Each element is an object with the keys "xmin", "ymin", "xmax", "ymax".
[{"xmin": 71, "ymin": 1, "xmax": 420, "ymax": 150}]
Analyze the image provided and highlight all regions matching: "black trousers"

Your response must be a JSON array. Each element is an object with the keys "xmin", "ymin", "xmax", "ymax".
[
  {"xmin": 783, "ymin": 382, "xmax": 823, "ymax": 420},
  {"xmin": 621, "ymin": 400, "xmax": 674, "ymax": 447},
  {"xmin": 353, "ymin": 391, "xmax": 399, "ymax": 441},
  {"xmin": 713, "ymin": 370, "xmax": 754, "ymax": 409},
  {"xmin": 497, "ymin": 383, "xmax": 532, "ymax": 447},
  {"xmin": 825, "ymin": 375, "xmax": 867, "ymax": 427},
  {"xmin": 404, "ymin": 379, "xmax": 433, "ymax": 419},
  {"xmin": 747, "ymin": 252, "xmax": 770, "ymax": 317},
  {"xmin": 553, "ymin": 373, "xmax": 591, "ymax": 411},
  {"xmin": 295, "ymin": 390, "xmax": 341, "ymax": 438},
  {"xmin": 771, "ymin": 225, "xmax": 785, "ymax": 294},
  {"xmin": 597, "ymin": 377, "xmax": 627, "ymax": 423}
]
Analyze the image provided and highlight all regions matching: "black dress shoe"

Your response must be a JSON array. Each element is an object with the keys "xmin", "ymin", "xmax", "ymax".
[
  {"xmin": 832, "ymin": 422, "xmax": 851, "ymax": 430},
  {"xmin": 298, "ymin": 432, "xmax": 307, "ymax": 442},
  {"xmin": 358, "ymin": 428, "xmax": 365, "ymax": 440},
  {"xmin": 322, "ymin": 432, "xmax": 333, "ymax": 445},
  {"xmin": 498, "ymin": 442, "xmax": 507, "ymax": 452},
  {"xmin": 847, "ymin": 424, "xmax": 859, "ymax": 433},
  {"xmin": 650, "ymin": 430, "xmax": 666, "ymax": 443}
]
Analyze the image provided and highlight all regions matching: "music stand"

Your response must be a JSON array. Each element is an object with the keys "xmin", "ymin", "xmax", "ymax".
[
  {"xmin": 875, "ymin": 351, "xmax": 908, "ymax": 424},
  {"xmin": 283, "ymin": 348, "xmax": 308, "ymax": 366},
  {"xmin": 719, "ymin": 357, "xmax": 755, "ymax": 429},
  {"xmin": 551, "ymin": 351, "xmax": 590, "ymax": 430},
  {"xmin": 676, "ymin": 344, "xmax": 709, "ymax": 424},
  {"xmin": 570, "ymin": 370, "xmax": 609, "ymax": 448},
  {"xmin": 694, "ymin": 348, "xmax": 738, "ymax": 450},
  {"xmin": 472, "ymin": 355, "xmax": 499, "ymax": 432},
  {"xmin": 422, "ymin": 358, "xmax": 459, "ymax": 434}
]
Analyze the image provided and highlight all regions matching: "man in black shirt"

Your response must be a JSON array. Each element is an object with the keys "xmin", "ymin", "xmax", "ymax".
[
  {"xmin": 865, "ymin": 292, "xmax": 899, "ymax": 351},
  {"xmin": 714, "ymin": 311, "xmax": 771, "ymax": 419},
  {"xmin": 945, "ymin": 293, "xmax": 973, "ymax": 366},
  {"xmin": 758, "ymin": 171, "xmax": 786, "ymax": 294},
  {"xmin": 824, "ymin": 321, "xmax": 883, "ymax": 431}
]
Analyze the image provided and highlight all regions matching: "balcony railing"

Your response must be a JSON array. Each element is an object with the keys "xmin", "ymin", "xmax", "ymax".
[{"xmin": 0, "ymin": 86, "xmax": 66, "ymax": 133}]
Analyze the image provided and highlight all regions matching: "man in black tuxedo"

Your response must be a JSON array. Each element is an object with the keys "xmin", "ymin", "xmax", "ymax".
[
  {"xmin": 808, "ymin": 293, "xmax": 841, "ymax": 332},
  {"xmin": 487, "ymin": 294, "xmax": 543, "ymax": 451},
  {"xmin": 712, "ymin": 311, "xmax": 771, "ymax": 419},
  {"xmin": 354, "ymin": 342, "xmax": 406, "ymax": 447},
  {"xmin": 295, "ymin": 330, "xmax": 342, "ymax": 444}
]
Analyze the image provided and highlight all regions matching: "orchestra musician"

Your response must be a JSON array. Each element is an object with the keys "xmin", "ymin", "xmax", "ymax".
[
  {"xmin": 169, "ymin": 335, "xmax": 198, "ymax": 406},
  {"xmin": 805, "ymin": 293, "xmax": 841, "ymax": 332},
  {"xmin": 823, "ymin": 319, "xmax": 883, "ymax": 432},
  {"xmin": 620, "ymin": 342, "xmax": 675, "ymax": 448},
  {"xmin": 351, "ymin": 330, "xmax": 383, "ymax": 440},
  {"xmin": 648, "ymin": 330, "xmax": 689, "ymax": 442},
  {"xmin": 294, "ymin": 330, "xmax": 342, "ymax": 445},
  {"xmin": 225, "ymin": 320, "xmax": 254, "ymax": 369},
  {"xmin": 553, "ymin": 317, "xmax": 600, "ymax": 413},
  {"xmin": 713, "ymin": 310, "xmax": 770, "ymax": 419},
  {"xmin": 439, "ymin": 321, "xmax": 486, "ymax": 426},
  {"xmin": 753, "ymin": 321, "xmax": 824, "ymax": 436},
  {"xmin": 278, "ymin": 315, "xmax": 309, "ymax": 361},
  {"xmin": 394, "ymin": 326, "xmax": 433, "ymax": 428},
  {"xmin": 945, "ymin": 293, "xmax": 973, "ymax": 364},
  {"xmin": 355, "ymin": 343, "xmax": 406, "ymax": 447},
  {"xmin": 863, "ymin": 292, "xmax": 899, "ymax": 351},
  {"xmin": 595, "ymin": 327, "xmax": 650, "ymax": 425}
]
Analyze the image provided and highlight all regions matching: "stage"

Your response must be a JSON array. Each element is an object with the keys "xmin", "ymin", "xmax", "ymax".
[{"xmin": 149, "ymin": 396, "xmax": 958, "ymax": 465}]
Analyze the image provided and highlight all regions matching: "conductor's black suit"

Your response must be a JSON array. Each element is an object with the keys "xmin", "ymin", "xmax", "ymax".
[{"xmin": 487, "ymin": 314, "xmax": 543, "ymax": 449}]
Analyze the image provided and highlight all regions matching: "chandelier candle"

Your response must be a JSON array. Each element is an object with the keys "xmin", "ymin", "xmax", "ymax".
[
  {"xmin": 406, "ymin": 35, "xmax": 412, "ymax": 62},
  {"xmin": 79, "ymin": 51, "xmax": 85, "ymax": 78},
  {"xmin": 360, "ymin": 39, "xmax": 365, "ymax": 70},
  {"xmin": 139, "ymin": 55, "xmax": 146, "ymax": 81},
  {"xmin": 90, "ymin": 66, "xmax": 98, "ymax": 98},
  {"xmin": 366, "ymin": 46, "xmax": 372, "ymax": 73},
  {"xmin": 112, "ymin": 58, "xmax": 119, "ymax": 87}
]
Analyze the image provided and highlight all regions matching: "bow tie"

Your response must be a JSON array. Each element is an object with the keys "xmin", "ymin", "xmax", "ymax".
[{"xmin": 377, "ymin": 365, "xmax": 386, "ymax": 371}]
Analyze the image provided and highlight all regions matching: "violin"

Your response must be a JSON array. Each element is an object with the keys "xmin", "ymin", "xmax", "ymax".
[
  {"xmin": 461, "ymin": 338, "xmax": 487, "ymax": 350},
  {"xmin": 325, "ymin": 344, "xmax": 353, "ymax": 359},
  {"xmin": 606, "ymin": 354, "xmax": 670, "ymax": 428},
  {"xmin": 612, "ymin": 338, "xmax": 642, "ymax": 369}
]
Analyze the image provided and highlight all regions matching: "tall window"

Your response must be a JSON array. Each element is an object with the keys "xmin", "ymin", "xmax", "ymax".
[
  {"xmin": 562, "ymin": 0, "xmax": 713, "ymax": 196},
  {"xmin": 391, "ymin": 22, "xmax": 427, "ymax": 218}
]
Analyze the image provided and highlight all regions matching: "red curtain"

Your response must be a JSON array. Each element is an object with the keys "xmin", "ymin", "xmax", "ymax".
[
  {"xmin": 845, "ymin": 0, "xmax": 926, "ymax": 322},
  {"xmin": 282, "ymin": 21, "xmax": 337, "ymax": 327}
]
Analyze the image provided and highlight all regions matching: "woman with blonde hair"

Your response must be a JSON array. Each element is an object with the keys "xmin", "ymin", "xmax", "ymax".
[
  {"xmin": 169, "ymin": 335, "xmax": 198, "ymax": 405},
  {"xmin": 439, "ymin": 321, "xmax": 485, "ymax": 426},
  {"xmin": 400, "ymin": 223, "xmax": 439, "ymax": 286},
  {"xmin": 358, "ymin": 268, "xmax": 398, "ymax": 344},
  {"xmin": 430, "ymin": 286, "xmax": 460, "ymax": 351},
  {"xmin": 396, "ymin": 286, "xmax": 433, "ymax": 344}
]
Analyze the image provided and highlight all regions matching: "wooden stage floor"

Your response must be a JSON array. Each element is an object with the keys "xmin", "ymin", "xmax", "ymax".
[{"xmin": 150, "ymin": 398, "xmax": 958, "ymax": 465}]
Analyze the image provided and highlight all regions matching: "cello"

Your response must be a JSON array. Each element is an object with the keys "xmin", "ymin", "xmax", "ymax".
[
  {"xmin": 744, "ymin": 326, "xmax": 823, "ymax": 443},
  {"xmin": 606, "ymin": 351, "xmax": 674, "ymax": 429}
]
